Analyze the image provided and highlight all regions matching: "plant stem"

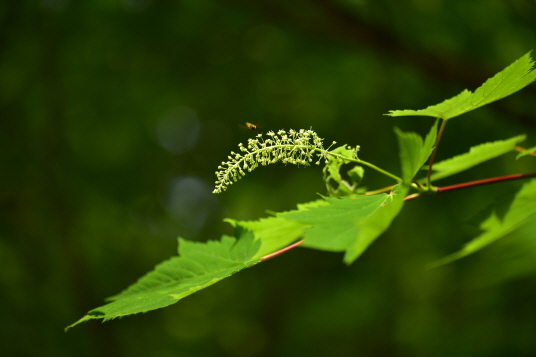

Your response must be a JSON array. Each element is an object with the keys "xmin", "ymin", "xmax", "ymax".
[
  {"xmin": 327, "ymin": 152, "xmax": 402, "ymax": 182},
  {"xmin": 364, "ymin": 185, "xmax": 397, "ymax": 195},
  {"xmin": 426, "ymin": 119, "xmax": 447, "ymax": 187},
  {"xmin": 404, "ymin": 172, "xmax": 536, "ymax": 201},
  {"xmin": 515, "ymin": 145, "xmax": 536, "ymax": 157},
  {"xmin": 260, "ymin": 240, "xmax": 304, "ymax": 261},
  {"xmin": 358, "ymin": 159, "xmax": 403, "ymax": 182},
  {"xmin": 435, "ymin": 173, "xmax": 536, "ymax": 193},
  {"xmin": 403, "ymin": 193, "xmax": 421, "ymax": 201}
]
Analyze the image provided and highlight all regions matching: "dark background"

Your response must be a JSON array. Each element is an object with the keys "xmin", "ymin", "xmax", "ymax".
[{"xmin": 2, "ymin": 1, "xmax": 536, "ymax": 356}]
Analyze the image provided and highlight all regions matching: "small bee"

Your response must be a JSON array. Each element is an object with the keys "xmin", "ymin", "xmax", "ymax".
[{"xmin": 245, "ymin": 122, "xmax": 257, "ymax": 131}]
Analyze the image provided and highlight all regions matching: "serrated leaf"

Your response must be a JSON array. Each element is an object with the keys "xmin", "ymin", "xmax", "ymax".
[
  {"xmin": 386, "ymin": 52, "xmax": 536, "ymax": 120},
  {"xmin": 461, "ymin": 218, "xmax": 536, "ymax": 288},
  {"xmin": 67, "ymin": 231, "xmax": 261, "ymax": 330},
  {"xmin": 225, "ymin": 217, "xmax": 306, "ymax": 259},
  {"xmin": 280, "ymin": 195, "xmax": 387, "ymax": 252},
  {"xmin": 429, "ymin": 135, "xmax": 526, "ymax": 181},
  {"xmin": 344, "ymin": 184, "xmax": 408, "ymax": 263},
  {"xmin": 225, "ymin": 199, "xmax": 330, "ymax": 259},
  {"xmin": 431, "ymin": 179, "xmax": 536, "ymax": 267},
  {"xmin": 516, "ymin": 145, "xmax": 536, "ymax": 159},
  {"xmin": 394, "ymin": 121, "xmax": 438, "ymax": 183},
  {"xmin": 279, "ymin": 184, "xmax": 408, "ymax": 264}
]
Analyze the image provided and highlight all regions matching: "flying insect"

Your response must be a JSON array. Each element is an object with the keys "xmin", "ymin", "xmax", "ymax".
[{"xmin": 245, "ymin": 122, "xmax": 257, "ymax": 131}]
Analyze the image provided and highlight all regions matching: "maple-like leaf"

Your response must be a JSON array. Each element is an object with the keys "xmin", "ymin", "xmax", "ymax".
[
  {"xmin": 66, "ymin": 230, "xmax": 260, "ymax": 330},
  {"xmin": 429, "ymin": 135, "xmax": 526, "ymax": 181},
  {"xmin": 386, "ymin": 52, "xmax": 536, "ymax": 120},
  {"xmin": 431, "ymin": 179, "xmax": 536, "ymax": 267},
  {"xmin": 279, "ymin": 184, "xmax": 408, "ymax": 264},
  {"xmin": 394, "ymin": 121, "xmax": 438, "ymax": 183}
]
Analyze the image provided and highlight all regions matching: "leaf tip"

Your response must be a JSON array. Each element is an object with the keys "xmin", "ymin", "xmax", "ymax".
[{"xmin": 64, "ymin": 315, "xmax": 95, "ymax": 332}]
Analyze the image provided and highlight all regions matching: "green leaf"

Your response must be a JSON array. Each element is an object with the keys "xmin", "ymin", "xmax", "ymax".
[
  {"xmin": 323, "ymin": 145, "xmax": 363, "ymax": 196},
  {"xmin": 394, "ymin": 121, "xmax": 438, "ymax": 184},
  {"xmin": 280, "ymin": 195, "xmax": 387, "ymax": 252},
  {"xmin": 461, "ymin": 219, "xmax": 536, "ymax": 288},
  {"xmin": 66, "ymin": 231, "xmax": 261, "ymax": 330},
  {"xmin": 225, "ymin": 217, "xmax": 305, "ymax": 259},
  {"xmin": 431, "ymin": 179, "xmax": 536, "ymax": 267},
  {"xmin": 344, "ymin": 184, "xmax": 408, "ymax": 264},
  {"xmin": 347, "ymin": 166, "xmax": 365, "ymax": 186},
  {"xmin": 279, "ymin": 184, "xmax": 408, "ymax": 264},
  {"xmin": 516, "ymin": 145, "xmax": 536, "ymax": 159},
  {"xmin": 429, "ymin": 135, "xmax": 526, "ymax": 181},
  {"xmin": 225, "ymin": 200, "xmax": 330, "ymax": 259},
  {"xmin": 386, "ymin": 52, "xmax": 536, "ymax": 120}
]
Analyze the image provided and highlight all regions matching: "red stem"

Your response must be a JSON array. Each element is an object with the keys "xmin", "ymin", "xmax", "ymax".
[
  {"xmin": 405, "ymin": 173, "xmax": 536, "ymax": 201},
  {"xmin": 436, "ymin": 173, "xmax": 536, "ymax": 193},
  {"xmin": 260, "ymin": 240, "xmax": 304, "ymax": 261}
]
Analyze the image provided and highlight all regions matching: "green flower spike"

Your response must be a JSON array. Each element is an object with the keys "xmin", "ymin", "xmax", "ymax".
[{"xmin": 213, "ymin": 129, "xmax": 335, "ymax": 193}]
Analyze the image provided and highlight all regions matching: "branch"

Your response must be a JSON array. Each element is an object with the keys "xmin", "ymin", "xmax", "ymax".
[
  {"xmin": 260, "ymin": 240, "xmax": 305, "ymax": 261},
  {"xmin": 404, "ymin": 173, "xmax": 536, "ymax": 201},
  {"xmin": 436, "ymin": 173, "xmax": 536, "ymax": 193},
  {"xmin": 516, "ymin": 146, "xmax": 536, "ymax": 157}
]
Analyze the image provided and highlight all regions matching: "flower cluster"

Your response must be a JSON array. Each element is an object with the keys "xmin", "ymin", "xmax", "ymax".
[{"xmin": 213, "ymin": 129, "xmax": 335, "ymax": 193}]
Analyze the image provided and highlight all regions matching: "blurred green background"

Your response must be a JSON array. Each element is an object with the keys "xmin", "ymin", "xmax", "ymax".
[{"xmin": 2, "ymin": 0, "xmax": 536, "ymax": 356}]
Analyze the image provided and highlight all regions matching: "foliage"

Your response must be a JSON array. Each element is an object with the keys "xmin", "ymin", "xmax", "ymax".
[
  {"xmin": 429, "ymin": 135, "xmax": 526, "ymax": 181},
  {"xmin": 68, "ymin": 52, "xmax": 536, "ymax": 330},
  {"xmin": 67, "ymin": 229, "xmax": 261, "ymax": 329},
  {"xmin": 517, "ymin": 145, "xmax": 536, "ymax": 159},
  {"xmin": 386, "ymin": 52, "xmax": 536, "ymax": 120},
  {"xmin": 430, "ymin": 179, "xmax": 536, "ymax": 267}
]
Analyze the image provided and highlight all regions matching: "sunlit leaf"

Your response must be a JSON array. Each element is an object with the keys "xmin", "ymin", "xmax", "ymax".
[
  {"xmin": 67, "ymin": 231, "xmax": 261, "ymax": 330},
  {"xmin": 429, "ymin": 135, "xmax": 525, "ymax": 181},
  {"xmin": 516, "ymin": 145, "xmax": 536, "ymax": 159},
  {"xmin": 344, "ymin": 185, "xmax": 407, "ymax": 264},
  {"xmin": 394, "ymin": 120, "xmax": 438, "ymax": 183},
  {"xmin": 225, "ymin": 200, "xmax": 329, "ymax": 259},
  {"xmin": 279, "ymin": 184, "xmax": 408, "ymax": 264},
  {"xmin": 386, "ymin": 52, "xmax": 536, "ymax": 120}
]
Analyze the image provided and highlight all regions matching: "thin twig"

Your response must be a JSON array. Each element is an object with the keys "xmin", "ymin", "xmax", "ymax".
[
  {"xmin": 515, "ymin": 145, "xmax": 536, "ymax": 157},
  {"xmin": 436, "ymin": 173, "xmax": 536, "ymax": 193},
  {"xmin": 404, "ymin": 173, "xmax": 536, "ymax": 201},
  {"xmin": 328, "ymin": 152, "xmax": 402, "ymax": 182},
  {"xmin": 426, "ymin": 119, "xmax": 447, "ymax": 187},
  {"xmin": 260, "ymin": 240, "xmax": 305, "ymax": 261},
  {"xmin": 403, "ymin": 193, "xmax": 421, "ymax": 201},
  {"xmin": 364, "ymin": 185, "xmax": 397, "ymax": 196}
]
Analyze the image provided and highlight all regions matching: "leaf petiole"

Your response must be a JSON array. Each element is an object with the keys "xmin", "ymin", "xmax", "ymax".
[
  {"xmin": 326, "ymin": 151, "xmax": 402, "ymax": 182},
  {"xmin": 364, "ymin": 185, "xmax": 397, "ymax": 196},
  {"xmin": 515, "ymin": 145, "xmax": 536, "ymax": 158},
  {"xmin": 404, "ymin": 172, "xmax": 536, "ymax": 201},
  {"xmin": 426, "ymin": 118, "xmax": 447, "ymax": 186},
  {"xmin": 260, "ymin": 240, "xmax": 305, "ymax": 261}
]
